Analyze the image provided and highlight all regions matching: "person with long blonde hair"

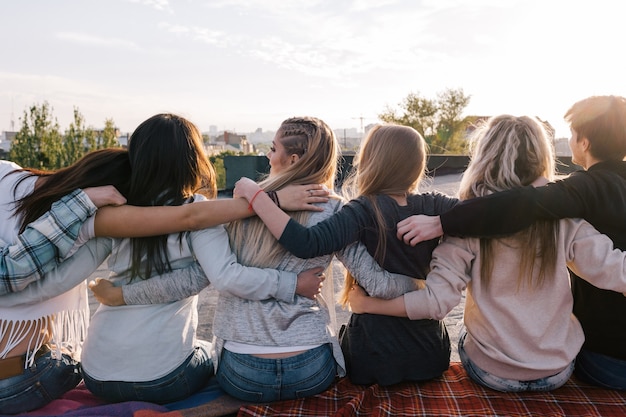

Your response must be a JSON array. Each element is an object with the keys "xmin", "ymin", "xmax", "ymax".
[
  {"xmin": 235, "ymin": 123, "xmax": 457, "ymax": 386},
  {"xmin": 348, "ymin": 115, "xmax": 626, "ymax": 392}
]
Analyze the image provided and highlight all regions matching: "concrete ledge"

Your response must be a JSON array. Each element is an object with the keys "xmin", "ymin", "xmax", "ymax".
[{"xmin": 223, "ymin": 154, "xmax": 578, "ymax": 192}]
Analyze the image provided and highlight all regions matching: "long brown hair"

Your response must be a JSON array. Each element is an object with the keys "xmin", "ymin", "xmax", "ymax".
[
  {"xmin": 339, "ymin": 124, "xmax": 426, "ymax": 307},
  {"xmin": 460, "ymin": 115, "xmax": 559, "ymax": 290},
  {"xmin": 11, "ymin": 148, "xmax": 131, "ymax": 233},
  {"xmin": 126, "ymin": 113, "xmax": 216, "ymax": 280}
]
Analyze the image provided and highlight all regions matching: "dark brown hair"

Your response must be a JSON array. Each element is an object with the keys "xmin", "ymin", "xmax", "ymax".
[
  {"xmin": 11, "ymin": 148, "xmax": 131, "ymax": 233},
  {"xmin": 126, "ymin": 113, "xmax": 216, "ymax": 280}
]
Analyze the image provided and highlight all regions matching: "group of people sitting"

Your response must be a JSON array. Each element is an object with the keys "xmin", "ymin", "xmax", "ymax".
[{"xmin": 1, "ymin": 94, "xmax": 625, "ymax": 415}]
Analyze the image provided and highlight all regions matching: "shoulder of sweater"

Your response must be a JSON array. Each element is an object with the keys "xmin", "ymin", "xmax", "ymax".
[{"xmin": 307, "ymin": 197, "xmax": 344, "ymax": 222}]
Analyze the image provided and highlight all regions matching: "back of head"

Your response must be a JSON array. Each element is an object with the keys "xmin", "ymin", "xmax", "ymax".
[
  {"xmin": 229, "ymin": 116, "xmax": 339, "ymax": 268},
  {"xmin": 564, "ymin": 95, "xmax": 626, "ymax": 161},
  {"xmin": 341, "ymin": 123, "xmax": 426, "ymax": 265},
  {"xmin": 14, "ymin": 147, "xmax": 131, "ymax": 232},
  {"xmin": 459, "ymin": 115, "xmax": 558, "ymax": 290},
  {"xmin": 459, "ymin": 115, "xmax": 555, "ymax": 200},
  {"xmin": 127, "ymin": 113, "xmax": 216, "ymax": 206},
  {"xmin": 345, "ymin": 124, "xmax": 426, "ymax": 199},
  {"xmin": 126, "ymin": 113, "xmax": 217, "ymax": 279}
]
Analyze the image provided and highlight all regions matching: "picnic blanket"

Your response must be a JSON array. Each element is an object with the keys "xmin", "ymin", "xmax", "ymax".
[
  {"xmin": 237, "ymin": 362, "xmax": 626, "ymax": 417},
  {"xmin": 6, "ymin": 363, "xmax": 626, "ymax": 417}
]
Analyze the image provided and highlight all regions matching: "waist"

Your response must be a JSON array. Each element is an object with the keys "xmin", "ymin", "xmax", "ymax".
[{"xmin": 0, "ymin": 345, "xmax": 51, "ymax": 380}]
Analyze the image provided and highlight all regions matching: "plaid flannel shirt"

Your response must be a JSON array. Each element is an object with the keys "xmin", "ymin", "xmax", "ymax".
[{"xmin": 0, "ymin": 189, "xmax": 96, "ymax": 295}]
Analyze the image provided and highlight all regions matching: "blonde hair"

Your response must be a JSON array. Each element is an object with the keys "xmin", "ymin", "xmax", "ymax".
[
  {"xmin": 227, "ymin": 116, "xmax": 340, "ymax": 268},
  {"xmin": 460, "ymin": 115, "xmax": 558, "ymax": 289},
  {"xmin": 340, "ymin": 124, "xmax": 427, "ymax": 307}
]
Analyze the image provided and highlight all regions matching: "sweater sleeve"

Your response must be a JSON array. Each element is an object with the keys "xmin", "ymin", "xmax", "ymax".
[
  {"xmin": 122, "ymin": 263, "xmax": 209, "ymax": 305},
  {"xmin": 122, "ymin": 224, "xmax": 298, "ymax": 305},
  {"xmin": 403, "ymin": 236, "xmax": 473, "ymax": 320},
  {"xmin": 565, "ymin": 218, "xmax": 626, "ymax": 293},
  {"xmin": 191, "ymin": 225, "xmax": 297, "ymax": 303},
  {"xmin": 0, "ymin": 237, "xmax": 111, "ymax": 307},
  {"xmin": 278, "ymin": 199, "xmax": 368, "ymax": 258},
  {"xmin": 0, "ymin": 189, "xmax": 97, "ymax": 295},
  {"xmin": 336, "ymin": 242, "xmax": 421, "ymax": 299}
]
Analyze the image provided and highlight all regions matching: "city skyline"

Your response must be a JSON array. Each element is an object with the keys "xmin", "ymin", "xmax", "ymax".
[{"xmin": 1, "ymin": 0, "xmax": 625, "ymax": 140}]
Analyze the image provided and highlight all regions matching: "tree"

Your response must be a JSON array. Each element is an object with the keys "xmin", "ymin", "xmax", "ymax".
[
  {"xmin": 9, "ymin": 102, "xmax": 63, "ymax": 169},
  {"xmin": 379, "ymin": 88, "xmax": 471, "ymax": 154},
  {"xmin": 210, "ymin": 151, "xmax": 238, "ymax": 190},
  {"xmin": 63, "ymin": 107, "xmax": 94, "ymax": 166},
  {"xmin": 98, "ymin": 119, "xmax": 119, "ymax": 149}
]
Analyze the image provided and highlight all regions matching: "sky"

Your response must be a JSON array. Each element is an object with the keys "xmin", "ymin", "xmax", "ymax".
[{"xmin": 1, "ymin": 0, "xmax": 625, "ymax": 140}]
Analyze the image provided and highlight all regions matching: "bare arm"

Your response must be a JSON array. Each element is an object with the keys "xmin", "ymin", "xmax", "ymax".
[
  {"xmin": 94, "ymin": 198, "xmax": 253, "ymax": 237},
  {"xmin": 94, "ymin": 183, "xmax": 329, "ymax": 238}
]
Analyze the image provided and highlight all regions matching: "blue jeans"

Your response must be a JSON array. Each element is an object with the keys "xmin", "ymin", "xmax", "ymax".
[
  {"xmin": 216, "ymin": 344, "xmax": 336, "ymax": 402},
  {"xmin": 575, "ymin": 348, "xmax": 626, "ymax": 390},
  {"xmin": 458, "ymin": 332, "xmax": 574, "ymax": 392},
  {"xmin": 83, "ymin": 342, "xmax": 213, "ymax": 404},
  {"xmin": 0, "ymin": 351, "xmax": 81, "ymax": 415}
]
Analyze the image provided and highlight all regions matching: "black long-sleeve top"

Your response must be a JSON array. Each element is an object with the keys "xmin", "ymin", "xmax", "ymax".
[
  {"xmin": 280, "ymin": 192, "xmax": 458, "ymax": 279},
  {"xmin": 439, "ymin": 160, "xmax": 626, "ymax": 360}
]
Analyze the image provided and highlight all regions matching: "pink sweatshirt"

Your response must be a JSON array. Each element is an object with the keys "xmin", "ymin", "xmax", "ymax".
[{"xmin": 404, "ymin": 218, "xmax": 626, "ymax": 381}]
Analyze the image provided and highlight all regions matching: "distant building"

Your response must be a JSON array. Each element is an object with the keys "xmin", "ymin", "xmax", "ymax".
[
  {"xmin": 0, "ymin": 131, "xmax": 17, "ymax": 152},
  {"xmin": 203, "ymin": 131, "xmax": 255, "ymax": 156},
  {"xmin": 217, "ymin": 131, "xmax": 254, "ymax": 154}
]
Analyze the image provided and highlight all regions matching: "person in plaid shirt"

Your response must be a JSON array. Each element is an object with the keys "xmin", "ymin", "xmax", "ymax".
[{"xmin": 0, "ymin": 149, "xmax": 128, "ymax": 414}]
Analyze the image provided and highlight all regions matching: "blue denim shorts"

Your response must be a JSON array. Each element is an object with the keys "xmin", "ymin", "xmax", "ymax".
[
  {"xmin": 216, "ymin": 343, "xmax": 336, "ymax": 402},
  {"xmin": 83, "ymin": 342, "xmax": 214, "ymax": 404},
  {"xmin": 575, "ymin": 348, "xmax": 626, "ymax": 390},
  {"xmin": 458, "ymin": 331, "xmax": 574, "ymax": 392},
  {"xmin": 0, "ymin": 351, "xmax": 81, "ymax": 415}
]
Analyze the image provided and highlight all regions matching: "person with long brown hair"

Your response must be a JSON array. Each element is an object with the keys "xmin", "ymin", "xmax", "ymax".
[
  {"xmin": 235, "ymin": 123, "xmax": 457, "ymax": 386},
  {"xmin": 348, "ymin": 115, "xmax": 626, "ymax": 392}
]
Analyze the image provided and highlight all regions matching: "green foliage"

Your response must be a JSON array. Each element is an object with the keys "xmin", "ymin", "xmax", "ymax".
[
  {"xmin": 63, "ymin": 107, "xmax": 93, "ymax": 167},
  {"xmin": 9, "ymin": 102, "xmax": 121, "ymax": 170},
  {"xmin": 99, "ymin": 119, "xmax": 119, "ymax": 149},
  {"xmin": 9, "ymin": 102, "xmax": 63, "ymax": 169},
  {"xmin": 379, "ymin": 87, "xmax": 471, "ymax": 154},
  {"xmin": 209, "ymin": 151, "xmax": 238, "ymax": 190}
]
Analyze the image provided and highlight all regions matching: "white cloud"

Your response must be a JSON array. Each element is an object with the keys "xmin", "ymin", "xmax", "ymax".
[
  {"xmin": 56, "ymin": 32, "xmax": 140, "ymax": 50},
  {"xmin": 127, "ymin": 0, "xmax": 173, "ymax": 13}
]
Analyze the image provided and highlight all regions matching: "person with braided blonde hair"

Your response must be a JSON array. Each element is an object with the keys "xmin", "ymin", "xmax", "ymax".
[{"xmin": 235, "ymin": 123, "xmax": 457, "ymax": 386}]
